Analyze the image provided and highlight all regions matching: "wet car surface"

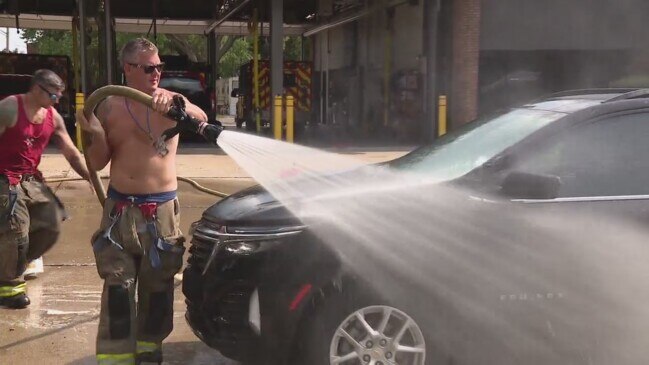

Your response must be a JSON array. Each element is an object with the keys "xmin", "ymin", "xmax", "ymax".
[{"xmin": 184, "ymin": 89, "xmax": 649, "ymax": 364}]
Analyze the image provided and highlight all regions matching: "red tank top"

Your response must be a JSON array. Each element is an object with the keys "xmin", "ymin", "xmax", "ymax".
[{"xmin": 0, "ymin": 95, "xmax": 55, "ymax": 185}]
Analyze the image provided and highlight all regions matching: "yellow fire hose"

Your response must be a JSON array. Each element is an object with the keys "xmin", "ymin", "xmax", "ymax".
[{"xmin": 78, "ymin": 85, "xmax": 228, "ymax": 206}]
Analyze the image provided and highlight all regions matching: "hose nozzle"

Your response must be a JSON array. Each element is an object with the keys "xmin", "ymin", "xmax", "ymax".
[{"xmin": 163, "ymin": 95, "xmax": 223, "ymax": 145}]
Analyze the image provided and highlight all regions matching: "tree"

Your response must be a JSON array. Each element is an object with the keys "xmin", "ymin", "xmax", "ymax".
[
  {"xmin": 21, "ymin": 30, "xmax": 306, "ymax": 81},
  {"xmin": 21, "ymin": 29, "xmax": 74, "ymax": 57},
  {"xmin": 218, "ymin": 37, "xmax": 251, "ymax": 78}
]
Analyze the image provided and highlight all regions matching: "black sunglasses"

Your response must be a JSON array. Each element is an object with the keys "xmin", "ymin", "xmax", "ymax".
[
  {"xmin": 38, "ymin": 84, "xmax": 61, "ymax": 101},
  {"xmin": 128, "ymin": 62, "xmax": 165, "ymax": 74}
]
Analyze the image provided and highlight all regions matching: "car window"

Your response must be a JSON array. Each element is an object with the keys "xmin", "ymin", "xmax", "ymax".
[
  {"xmin": 511, "ymin": 112, "xmax": 649, "ymax": 197},
  {"xmin": 389, "ymin": 108, "xmax": 567, "ymax": 180},
  {"xmin": 159, "ymin": 77, "xmax": 203, "ymax": 92}
]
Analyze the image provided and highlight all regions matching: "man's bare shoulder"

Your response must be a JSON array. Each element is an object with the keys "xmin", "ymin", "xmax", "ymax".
[
  {"xmin": 0, "ymin": 95, "xmax": 18, "ymax": 109},
  {"xmin": 96, "ymin": 95, "xmax": 122, "ymax": 123},
  {"xmin": 0, "ymin": 96, "xmax": 18, "ymax": 128}
]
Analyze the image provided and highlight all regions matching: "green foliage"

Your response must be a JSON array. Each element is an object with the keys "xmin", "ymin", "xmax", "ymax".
[
  {"xmin": 284, "ymin": 36, "xmax": 302, "ymax": 61},
  {"xmin": 219, "ymin": 37, "xmax": 252, "ymax": 78},
  {"xmin": 20, "ymin": 30, "xmax": 307, "ymax": 81},
  {"xmin": 21, "ymin": 29, "xmax": 73, "ymax": 57}
]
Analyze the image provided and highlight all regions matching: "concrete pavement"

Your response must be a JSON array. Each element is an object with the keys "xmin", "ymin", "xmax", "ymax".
[{"xmin": 0, "ymin": 144, "xmax": 410, "ymax": 365}]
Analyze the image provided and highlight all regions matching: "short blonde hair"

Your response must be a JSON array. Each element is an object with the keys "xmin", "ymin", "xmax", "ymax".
[
  {"xmin": 31, "ymin": 69, "xmax": 65, "ymax": 90},
  {"xmin": 119, "ymin": 37, "xmax": 158, "ymax": 67}
]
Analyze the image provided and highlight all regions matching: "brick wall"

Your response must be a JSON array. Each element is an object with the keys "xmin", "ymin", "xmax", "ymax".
[{"xmin": 450, "ymin": 0, "xmax": 480, "ymax": 128}]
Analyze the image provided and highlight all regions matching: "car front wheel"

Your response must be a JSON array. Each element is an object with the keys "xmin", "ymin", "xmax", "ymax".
[
  {"xmin": 294, "ymin": 293, "xmax": 429, "ymax": 365},
  {"xmin": 331, "ymin": 305, "xmax": 426, "ymax": 365}
]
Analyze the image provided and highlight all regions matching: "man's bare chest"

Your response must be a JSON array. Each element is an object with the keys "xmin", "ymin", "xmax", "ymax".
[{"xmin": 106, "ymin": 106, "xmax": 176, "ymax": 156}]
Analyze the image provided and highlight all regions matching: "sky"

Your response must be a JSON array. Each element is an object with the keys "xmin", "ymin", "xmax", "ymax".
[{"xmin": 0, "ymin": 27, "xmax": 27, "ymax": 53}]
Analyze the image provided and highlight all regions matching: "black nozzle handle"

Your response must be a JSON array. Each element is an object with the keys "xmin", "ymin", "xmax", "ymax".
[{"xmin": 164, "ymin": 107, "xmax": 223, "ymax": 145}]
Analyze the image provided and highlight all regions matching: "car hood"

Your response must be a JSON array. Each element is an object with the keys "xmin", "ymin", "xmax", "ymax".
[
  {"xmin": 201, "ymin": 165, "xmax": 413, "ymax": 228},
  {"xmin": 203, "ymin": 184, "xmax": 301, "ymax": 228}
]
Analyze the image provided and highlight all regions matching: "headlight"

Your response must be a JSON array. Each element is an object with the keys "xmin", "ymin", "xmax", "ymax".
[
  {"xmin": 223, "ymin": 240, "xmax": 283, "ymax": 255},
  {"xmin": 197, "ymin": 224, "xmax": 306, "ymax": 273},
  {"xmin": 224, "ymin": 241, "xmax": 260, "ymax": 255}
]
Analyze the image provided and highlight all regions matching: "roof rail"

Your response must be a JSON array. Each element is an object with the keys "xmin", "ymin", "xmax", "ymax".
[
  {"xmin": 604, "ymin": 88, "xmax": 649, "ymax": 103},
  {"xmin": 545, "ymin": 88, "xmax": 638, "ymax": 99}
]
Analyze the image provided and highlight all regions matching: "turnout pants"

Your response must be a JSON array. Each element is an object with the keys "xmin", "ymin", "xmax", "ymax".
[
  {"xmin": 0, "ymin": 178, "xmax": 63, "ymax": 297},
  {"xmin": 92, "ymin": 196, "xmax": 185, "ymax": 364}
]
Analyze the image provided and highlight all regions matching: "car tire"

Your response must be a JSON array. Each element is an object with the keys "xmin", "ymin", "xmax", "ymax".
[{"xmin": 292, "ymin": 287, "xmax": 433, "ymax": 365}]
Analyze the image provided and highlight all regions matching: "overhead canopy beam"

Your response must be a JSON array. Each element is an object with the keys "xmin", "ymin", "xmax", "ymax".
[
  {"xmin": 204, "ymin": 0, "xmax": 251, "ymax": 35},
  {"xmin": 303, "ymin": 8, "xmax": 371, "ymax": 37},
  {"xmin": 0, "ymin": 14, "xmax": 307, "ymax": 35},
  {"xmin": 303, "ymin": 0, "xmax": 408, "ymax": 37}
]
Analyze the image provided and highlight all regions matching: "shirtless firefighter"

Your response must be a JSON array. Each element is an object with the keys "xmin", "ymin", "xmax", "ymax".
[{"xmin": 76, "ymin": 37, "xmax": 221, "ymax": 365}]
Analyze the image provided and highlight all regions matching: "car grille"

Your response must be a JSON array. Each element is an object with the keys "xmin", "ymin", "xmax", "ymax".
[{"xmin": 187, "ymin": 222, "xmax": 221, "ymax": 273}]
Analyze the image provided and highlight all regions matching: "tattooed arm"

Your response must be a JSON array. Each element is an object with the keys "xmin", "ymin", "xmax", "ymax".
[
  {"xmin": 0, "ymin": 96, "xmax": 18, "ymax": 136},
  {"xmin": 76, "ymin": 97, "xmax": 112, "ymax": 170},
  {"xmin": 51, "ymin": 110, "xmax": 91, "ymax": 180}
]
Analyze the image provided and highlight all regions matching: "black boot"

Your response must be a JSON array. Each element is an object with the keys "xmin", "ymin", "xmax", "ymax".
[
  {"xmin": 0, "ymin": 293, "xmax": 30, "ymax": 309},
  {"xmin": 136, "ymin": 349, "xmax": 162, "ymax": 365}
]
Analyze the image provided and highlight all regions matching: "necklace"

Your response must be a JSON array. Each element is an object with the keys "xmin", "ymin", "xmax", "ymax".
[
  {"xmin": 124, "ymin": 98, "xmax": 168, "ymax": 157},
  {"xmin": 23, "ymin": 96, "xmax": 46, "ymax": 149}
]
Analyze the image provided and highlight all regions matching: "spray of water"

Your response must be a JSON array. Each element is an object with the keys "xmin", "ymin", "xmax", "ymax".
[{"xmin": 217, "ymin": 130, "xmax": 649, "ymax": 364}]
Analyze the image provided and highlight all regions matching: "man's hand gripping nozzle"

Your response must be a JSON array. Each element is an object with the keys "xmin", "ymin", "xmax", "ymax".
[{"xmin": 162, "ymin": 95, "xmax": 223, "ymax": 145}]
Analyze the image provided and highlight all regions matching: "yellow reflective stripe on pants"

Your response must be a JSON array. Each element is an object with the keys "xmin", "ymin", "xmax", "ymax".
[
  {"xmin": 0, "ymin": 283, "xmax": 26, "ymax": 297},
  {"xmin": 96, "ymin": 353, "xmax": 135, "ymax": 365},
  {"xmin": 136, "ymin": 341, "xmax": 159, "ymax": 354}
]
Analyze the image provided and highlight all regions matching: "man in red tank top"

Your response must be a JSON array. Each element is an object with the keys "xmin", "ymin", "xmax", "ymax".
[{"xmin": 0, "ymin": 69, "xmax": 90, "ymax": 309}]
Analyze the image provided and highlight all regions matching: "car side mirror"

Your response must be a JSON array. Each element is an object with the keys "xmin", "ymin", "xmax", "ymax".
[
  {"xmin": 501, "ymin": 171, "xmax": 561, "ymax": 200},
  {"xmin": 231, "ymin": 88, "xmax": 240, "ymax": 98}
]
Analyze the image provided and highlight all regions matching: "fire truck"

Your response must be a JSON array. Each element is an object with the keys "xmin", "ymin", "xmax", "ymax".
[
  {"xmin": 159, "ymin": 55, "xmax": 216, "ymax": 122},
  {"xmin": 233, "ymin": 60, "xmax": 313, "ymax": 133}
]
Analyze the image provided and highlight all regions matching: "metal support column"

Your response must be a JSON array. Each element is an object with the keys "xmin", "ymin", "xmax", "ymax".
[
  {"xmin": 423, "ymin": 0, "xmax": 441, "ymax": 142},
  {"xmin": 270, "ymin": 0, "xmax": 284, "ymax": 130},
  {"xmin": 103, "ymin": 0, "xmax": 114, "ymax": 85},
  {"xmin": 384, "ymin": 8, "xmax": 394, "ymax": 128},
  {"xmin": 78, "ymin": 0, "xmax": 89, "ymax": 95},
  {"xmin": 208, "ymin": 30, "xmax": 218, "ymax": 116}
]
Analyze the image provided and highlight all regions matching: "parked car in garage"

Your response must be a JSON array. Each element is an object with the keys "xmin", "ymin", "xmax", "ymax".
[{"xmin": 183, "ymin": 88, "xmax": 649, "ymax": 364}]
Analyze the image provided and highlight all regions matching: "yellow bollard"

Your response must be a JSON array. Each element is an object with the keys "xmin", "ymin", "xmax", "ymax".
[
  {"xmin": 274, "ymin": 95, "xmax": 283, "ymax": 140},
  {"xmin": 75, "ymin": 92, "xmax": 85, "ymax": 151},
  {"xmin": 438, "ymin": 95, "xmax": 447, "ymax": 137},
  {"xmin": 286, "ymin": 95, "xmax": 295, "ymax": 143}
]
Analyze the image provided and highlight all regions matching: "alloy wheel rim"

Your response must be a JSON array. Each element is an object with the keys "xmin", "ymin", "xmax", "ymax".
[{"xmin": 329, "ymin": 305, "xmax": 426, "ymax": 365}]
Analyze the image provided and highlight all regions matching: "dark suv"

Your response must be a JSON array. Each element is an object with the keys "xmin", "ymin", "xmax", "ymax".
[{"xmin": 183, "ymin": 88, "xmax": 649, "ymax": 364}]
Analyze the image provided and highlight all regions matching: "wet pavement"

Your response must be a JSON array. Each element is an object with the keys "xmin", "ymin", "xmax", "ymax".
[
  {"xmin": 0, "ymin": 178, "xmax": 254, "ymax": 365},
  {"xmin": 0, "ymin": 146, "xmax": 409, "ymax": 365}
]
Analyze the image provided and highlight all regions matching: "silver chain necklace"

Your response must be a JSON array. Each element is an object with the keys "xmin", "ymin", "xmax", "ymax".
[{"xmin": 124, "ymin": 98, "xmax": 169, "ymax": 157}]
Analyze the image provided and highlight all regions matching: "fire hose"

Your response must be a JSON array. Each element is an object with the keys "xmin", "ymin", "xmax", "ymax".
[{"xmin": 79, "ymin": 85, "xmax": 226, "ymax": 206}]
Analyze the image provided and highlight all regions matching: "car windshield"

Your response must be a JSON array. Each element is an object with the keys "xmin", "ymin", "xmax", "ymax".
[
  {"xmin": 389, "ymin": 107, "xmax": 571, "ymax": 180},
  {"xmin": 159, "ymin": 77, "xmax": 203, "ymax": 92}
]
